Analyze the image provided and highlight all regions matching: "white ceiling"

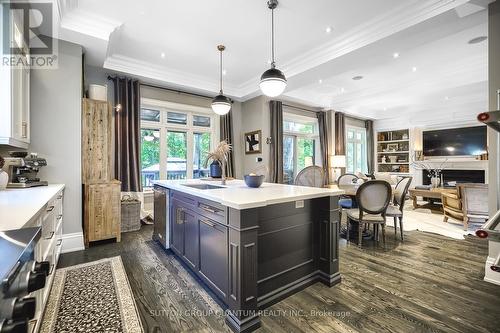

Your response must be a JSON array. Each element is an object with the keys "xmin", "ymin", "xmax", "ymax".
[{"xmin": 54, "ymin": 0, "xmax": 491, "ymax": 120}]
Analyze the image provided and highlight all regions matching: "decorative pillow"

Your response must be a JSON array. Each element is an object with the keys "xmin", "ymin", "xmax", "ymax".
[{"xmin": 374, "ymin": 172, "xmax": 398, "ymax": 185}]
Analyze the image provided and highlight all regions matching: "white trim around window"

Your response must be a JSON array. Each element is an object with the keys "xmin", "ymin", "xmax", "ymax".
[{"xmin": 140, "ymin": 98, "xmax": 220, "ymax": 187}]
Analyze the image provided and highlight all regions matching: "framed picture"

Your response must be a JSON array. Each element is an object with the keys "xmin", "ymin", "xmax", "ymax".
[
  {"xmin": 245, "ymin": 130, "xmax": 261, "ymax": 154},
  {"xmin": 386, "ymin": 143, "xmax": 399, "ymax": 152}
]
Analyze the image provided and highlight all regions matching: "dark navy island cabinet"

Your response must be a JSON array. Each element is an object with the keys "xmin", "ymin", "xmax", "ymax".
[{"xmin": 155, "ymin": 188, "xmax": 341, "ymax": 333}]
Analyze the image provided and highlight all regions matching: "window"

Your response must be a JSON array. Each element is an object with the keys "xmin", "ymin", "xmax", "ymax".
[
  {"xmin": 282, "ymin": 115, "xmax": 321, "ymax": 184},
  {"xmin": 346, "ymin": 127, "xmax": 367, "ymax": 174},
  {"xmin": 140, "ymin": 100, "xmax": 218, "ymax": 188}
]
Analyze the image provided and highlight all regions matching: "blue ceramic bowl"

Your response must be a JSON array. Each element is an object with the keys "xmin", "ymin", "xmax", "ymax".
[{"xmin": 244, "ymin": 175, "xmax": 265, "ymax": 188}]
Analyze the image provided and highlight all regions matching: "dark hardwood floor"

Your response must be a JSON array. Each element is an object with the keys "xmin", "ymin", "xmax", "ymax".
[{"xmin": 58, "ymin": 225, "xmax": 500, "ymax": 333}]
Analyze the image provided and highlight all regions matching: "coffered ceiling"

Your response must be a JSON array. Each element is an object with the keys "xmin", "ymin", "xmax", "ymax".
[{"xmin": 53, "ymin": 0, "xmax": 491, "ymax": 119}]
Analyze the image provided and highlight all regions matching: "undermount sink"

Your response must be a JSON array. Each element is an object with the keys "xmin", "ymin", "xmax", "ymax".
[{"xmin": 181, "ymin": 184, "xmax": 224, "ymax": 190}]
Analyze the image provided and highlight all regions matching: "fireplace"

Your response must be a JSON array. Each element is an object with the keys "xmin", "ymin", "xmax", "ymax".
[{"xmin": 422, "ymin": 169, "xmax": 485, "ymax": 187}]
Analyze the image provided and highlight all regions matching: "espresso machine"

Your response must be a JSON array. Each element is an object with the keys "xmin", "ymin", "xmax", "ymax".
[{"xmin": 1, "ymin": 152, "xmax": 48, "ymax": 188}]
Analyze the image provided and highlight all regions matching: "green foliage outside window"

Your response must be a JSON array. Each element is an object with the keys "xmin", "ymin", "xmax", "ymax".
[{"xmin": 141, "ymin": 129, "xmax": 159, "ymax": 169}]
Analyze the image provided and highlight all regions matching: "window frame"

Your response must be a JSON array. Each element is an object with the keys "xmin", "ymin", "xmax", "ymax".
[
  {"xmin": 140, "ymin": 98, "xmax": 220, "ymax": 188},
  {"xmin": 345, "ymin": 125, "xmax": 368, "ymax": 174},
  {"xmin": 282, "ymin": 113, "xmax": 321, "ymax": 183}
]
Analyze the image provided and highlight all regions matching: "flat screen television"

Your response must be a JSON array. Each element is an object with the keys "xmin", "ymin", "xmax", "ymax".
[{"xmin": 423, "ymin": 126, "xmax": 487, "ymax": 157}]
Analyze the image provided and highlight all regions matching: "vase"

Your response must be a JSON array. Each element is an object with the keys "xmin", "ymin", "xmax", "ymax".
[
  {"xmin": 210, "ymin": 161, "xmax": 222, "ymax": 178},
  {"xmin": 430, "ymin": 176, "xmax": 440, "ymax": 188},
  {"xmin": 0, "ymin": 170, "xmax": 8, "ymax": 190}
]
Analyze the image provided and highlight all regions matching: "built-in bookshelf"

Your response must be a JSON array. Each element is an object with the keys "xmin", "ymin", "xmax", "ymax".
[{"xmin": 376, "ymin": 129, "xmax": 410, "ymax": 174}]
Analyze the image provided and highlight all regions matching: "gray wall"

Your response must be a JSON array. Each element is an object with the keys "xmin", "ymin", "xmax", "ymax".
[
  {"xmin": 30, "ymin": 40, "xmax": 83, "ymax": 234},
  {"xmin": 489, "ymin": 1, "xmax": 500, "ymax": 215}
]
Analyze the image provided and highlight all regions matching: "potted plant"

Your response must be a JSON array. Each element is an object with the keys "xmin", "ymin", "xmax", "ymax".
[{"xmin": 204, "ymin": 140, "xmax": 232, "ymax": 185}]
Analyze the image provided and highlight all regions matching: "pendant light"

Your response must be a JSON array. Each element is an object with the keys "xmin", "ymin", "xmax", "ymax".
[
  {"xmin": 211, "ymin": 45, "xmax": 231, "ymax": 115},
  {"xmin": 260, "ymin": 0, "xmax": 287, "ymax": 97}
]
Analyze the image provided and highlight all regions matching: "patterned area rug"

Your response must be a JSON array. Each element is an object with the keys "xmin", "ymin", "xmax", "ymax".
[{"xmin": 40, "ymin": 257, "xmax": 142, "ymax": 333}]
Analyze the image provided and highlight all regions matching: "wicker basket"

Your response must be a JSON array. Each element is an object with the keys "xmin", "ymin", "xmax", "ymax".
[{"xmin": 121, "ymin": 195, "xmax": 141, "ymax": 232}]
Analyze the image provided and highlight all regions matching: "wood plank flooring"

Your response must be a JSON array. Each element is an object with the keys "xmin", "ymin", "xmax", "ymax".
[{"xmin": 58, "ymin": 225, "xmax": 500, "ymax": 333}]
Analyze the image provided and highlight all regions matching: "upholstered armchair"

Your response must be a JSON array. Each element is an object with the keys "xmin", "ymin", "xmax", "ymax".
[{"xmin": 442, "ymin": 183, "xmax": 488, "ymax": 230}]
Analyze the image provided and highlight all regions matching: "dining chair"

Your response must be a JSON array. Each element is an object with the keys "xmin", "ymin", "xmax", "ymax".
[
  {"xmin": 346, "ymin": 180, "xmax": 392, "ymax": 247},
  {"xmin": 294, "ymin": 166, "xmax": 325, "ymax": 188},
  {"xmin": 385, "ymin": 176, "xmax": 412, "ymax": 241},
  {"xmin": 337, "ymin": 173, "xmax": 359, "ymax": 209}
]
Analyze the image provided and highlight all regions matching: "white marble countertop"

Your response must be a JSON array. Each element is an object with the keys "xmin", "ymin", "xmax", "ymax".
[
  {"xmin": 0, "ymin": 184, "xmax": 65, "ymax": 231},
  {"xmin": 153, "ymin": 179, "xmax": 344, "ymax": 210}
]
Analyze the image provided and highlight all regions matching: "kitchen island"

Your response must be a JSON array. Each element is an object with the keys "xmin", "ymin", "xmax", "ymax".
[{"xmin": 152, "ymin": 179, "xmax": 344, "ymax": 333}]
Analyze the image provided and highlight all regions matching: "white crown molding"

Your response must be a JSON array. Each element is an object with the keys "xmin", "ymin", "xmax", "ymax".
[
  {"xmin": 237, "ymin": 0, "xmax": 471, "ymax": 95},
  {"xmin": 104, "ymin": 54, "xmax": 244, "ymax": 99},
  {"xmin": 60, "ymin": 8, "xmax": 122, "ymax": 41}
]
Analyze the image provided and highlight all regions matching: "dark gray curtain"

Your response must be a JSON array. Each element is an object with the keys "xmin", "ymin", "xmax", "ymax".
[
  {"xmin": 220, "ymin": 110, "xmax": 234, "ymax": 178},
  {"xmin": 269, "ymin": 101, "xmax": 283, "ymax": 183},
  {"xmin": 365, "ymin": 120, "xmax": 374, "ymax": 174},
  {"xmin": 316, "ymin": 111, "xmax": 330, "ymax": 185},
  {"xmin": 111, "ymin": 77, "xmax": 142, "ymax": 192},
  {"xmin": 334, "ymin": 112, "xmax": 345, "ymax": 155}
]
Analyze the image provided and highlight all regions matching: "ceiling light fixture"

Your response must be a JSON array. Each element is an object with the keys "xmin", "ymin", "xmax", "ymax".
[
  {"xmin": 260, "ymin": 0, "xmax": 287, "ymax": 97},
  {"xmin": 468, "ymin": 36, "xmax": 487, "ymax": 44},
  {"xmin": 412, "ymin": 66, "xmax": 417, "ymax": 72},
  {"xmin": 393, "ymin": 52, "xmax": 399, "ymax": 58},
  {"xmin": 352, "ymin": 76, "xmax": 363, "ymax": 80},
  {"xmin": 318, "ymin": 79, "xmax": 323, "ymax": 84},
  {"xmin": 211, "ymin": 45, "xmax": 231, "ymax": 115},
  {"xmin": 340, "ymin": 87, "xmax": 345, "ymax": 93},
  {"xmin": 161, "ymin": 52, "xmax": 165, "ymax": 58},
  {"xmin": 325, "ymin": 26, "xmax": 332, "ymax": 33}
]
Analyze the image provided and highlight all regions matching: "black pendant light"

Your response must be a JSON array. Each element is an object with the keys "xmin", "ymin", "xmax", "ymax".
[
  {"xmin": 260, "ymin": 0, "xmax": 287, "ymax": 97},
  {"xmin": 211, "ymin": 45, "xmax": 231, "ymax": 115}
]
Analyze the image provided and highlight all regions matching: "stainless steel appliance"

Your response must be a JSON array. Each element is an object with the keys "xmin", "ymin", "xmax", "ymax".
[
  {"xmin": 0, "ymin": 227, "xmax": 49, "ymax": 333},
  {"xmin": 153, "ymin": 185, "xmax": 169, "ymax": 248},
  {"xmin": 2, "ymin": 154, "xmax": 48, "ymax": 188}
]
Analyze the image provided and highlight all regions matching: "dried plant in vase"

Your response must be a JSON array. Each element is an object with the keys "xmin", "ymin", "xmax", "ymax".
[
  {"xmin": 410, "ymin": 156, "xmax": 448, "ymax": 188},
  {"xmin": 204, "ymin": 140, "xmax": 232, "ymax": 185}
]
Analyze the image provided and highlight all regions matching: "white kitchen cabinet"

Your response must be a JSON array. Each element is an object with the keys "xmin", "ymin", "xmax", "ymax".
[{"xmin": 0, "ymin": 5, "xmax": 30, "ymax": 148}]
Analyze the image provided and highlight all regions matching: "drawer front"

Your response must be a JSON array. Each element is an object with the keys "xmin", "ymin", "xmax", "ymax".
[
  {"xmin": 172, "ymin": 191, "xmax": 197, "ymax": 211},
  {"xmin": 196, "ymin": 198, "xmax": 226, "ymax": 224}
]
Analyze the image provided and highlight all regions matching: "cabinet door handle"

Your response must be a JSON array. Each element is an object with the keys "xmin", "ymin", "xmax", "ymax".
[
  {"xmin": 176, "ymin": 208, "xmax": 185, "ymax": 224},
  {"xmin": 56, "ymin": 239, "xmax": 62, "ymax": 246},
  {"xmin": 45, "ymin": 231, "xmax": 54, "ymax": 240},
  {"xmin": 56, "ymin": 215, "xmax": 63, "ymax": 220},
  {"xmin": 46, "ymin": 206, "xmax": 55, "ymax": 212},
  {"xmin": 21, "ymin": 121, "xmax": 27, "ymax": 138},
  {"xmin": 57, "ymin": 195, "xmax": 63, "ymax": 200},
  {"xmin": 48, "ymin": 264, "xmax": 55, "ymax": 276},
  {"xmin": 200, "ymin": 219, "xmax": 216, "ymax": 228},
  {"xmin": 199, "ymin": 204, "xmax": 219, "ymax": 214}
]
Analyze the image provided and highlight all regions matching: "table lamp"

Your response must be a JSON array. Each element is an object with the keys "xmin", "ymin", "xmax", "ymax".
[{"xmin": 330, "ymin": 155, "xmax": 346, "ymax": 182}]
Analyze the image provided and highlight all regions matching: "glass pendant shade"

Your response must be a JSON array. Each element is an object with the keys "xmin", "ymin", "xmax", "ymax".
[
  {"xmin": 211, "ymin": 94, "xmax": 231, "ymax": 115},
  {"xmin": 260, "ymin": 67, "xmax": 287, "ymax": 97}
]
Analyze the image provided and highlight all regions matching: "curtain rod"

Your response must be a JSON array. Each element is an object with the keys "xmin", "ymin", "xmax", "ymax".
[
  {"xmin": 107, "ymin": 76, "xmax": 232, "ymax": 102},
  {"xmin": 282, "ymin": 103, "xmax": 319, "ymax": 113}
]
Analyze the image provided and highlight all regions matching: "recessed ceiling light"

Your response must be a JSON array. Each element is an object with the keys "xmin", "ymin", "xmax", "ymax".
[
  {"xmin": 340, "ymin": 87, "xmax": 345, "ymax": 93},
  {"xmin": 444, "ymin": 96, "xmax": 449, "ymax": 100},
  {"xmin": 318, "ymin": 79, "xmax": 323, "ymax": 84},
  {"xmin": 222, "ymin": 69, "xmax": 227, "ymax": 76},
  {"xmin": 325, "ymin": 26, "xmax": 332, "ymax": 33},
  {"xmin": 352, "ymin": 76, "xmax": 363, "ymax": 80},
  {"xmin": 160, "ymin": 52, "xmax": 166, "ymax": 58},
  {"xmin": 383, "ymin": 107, "xmax": 387, "ymax": 111},
  {"xmin": 393, "ymin": 52, "xmax": 399, "ymax": 58},
  {"xmin": 412, "ymin": 66, "xmax": 417, "ymax": 72},
  {"xmin": 468, "ymin": 36, "xmax": 487, "ymax": 44}
]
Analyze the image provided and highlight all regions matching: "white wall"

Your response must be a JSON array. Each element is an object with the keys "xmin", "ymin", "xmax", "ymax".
[{"xmin": 30, "ymin": 40, "xmax": 83, "ymax": 236}]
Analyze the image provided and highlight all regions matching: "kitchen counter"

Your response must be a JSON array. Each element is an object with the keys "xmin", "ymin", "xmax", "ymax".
[
  {"xmin": 153, "ymin": 179, "xmax": 344, "ymax": 209},
  {"xmin": 153, "ymin": 179, "xmax": 342, "ymax": 333},
  {"xmin": 0, "ymin": 184, "xmax": 65, "ymax": 231}
]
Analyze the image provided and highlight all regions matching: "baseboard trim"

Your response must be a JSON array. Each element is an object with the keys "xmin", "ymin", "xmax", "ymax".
[{"xmin": 61, "ymin": 232, "xmax": 85, "ymax": 253}]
